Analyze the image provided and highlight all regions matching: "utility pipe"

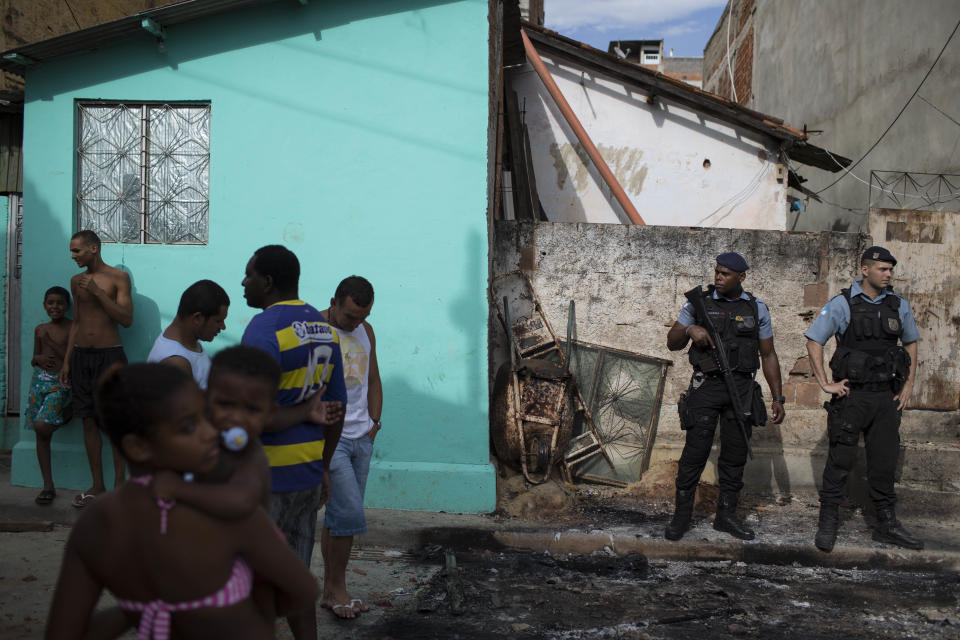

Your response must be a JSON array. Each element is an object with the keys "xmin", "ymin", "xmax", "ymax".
[{"xmin": 520, "ymin": 28, "xmax": 645, "ymax": 225}]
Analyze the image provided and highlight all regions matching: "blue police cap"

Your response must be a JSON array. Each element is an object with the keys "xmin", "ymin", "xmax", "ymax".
[
  {"xmin": 861, "ymin": 245, "xmax": 897, "ymax": 266},
  {"xmin": 716, "ymin": 252, "xmax": 749, "ymax": 272}
]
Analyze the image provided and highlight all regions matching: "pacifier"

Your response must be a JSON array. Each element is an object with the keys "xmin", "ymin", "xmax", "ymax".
[{"xmin": 222, "ymin": 426, "xmax": 249, "ymax": 452}]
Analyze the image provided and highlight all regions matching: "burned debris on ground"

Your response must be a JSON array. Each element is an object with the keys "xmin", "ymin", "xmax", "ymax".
[{"xmin": 365, "ymin": 547, "xmax": 959, "ymax": 639}]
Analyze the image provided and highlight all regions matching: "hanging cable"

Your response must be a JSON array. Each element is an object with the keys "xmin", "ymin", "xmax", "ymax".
[
  {"xmin": 917, "ymin": 95, "xmax": 960, "ymax": 129},
  {"xmin": 814, "ymin": 16, "xmax": 960, "ymax": 196},
  {"xmin": 62, "ymin": 0, "xmax": 82, "ymax": 30},
  {"xmin": 725, "ymin": 9, "xmax": 738, "ymax": 104}
]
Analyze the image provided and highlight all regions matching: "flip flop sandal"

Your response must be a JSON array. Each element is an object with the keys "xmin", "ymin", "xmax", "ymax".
[
  {"xmin": 35, "ymin": 489, "xmax": 56, "ymax": 505},
  {"xmin": 325, "ymin": 603, "xmax": 358, "ymax": 619},
  {"xmin": 350, "ymin": 599, "xmax": 370, "ymax": 612},
  {"xmin": 72, "ymin": 492, "xmax": 97, "ymax": 508}
]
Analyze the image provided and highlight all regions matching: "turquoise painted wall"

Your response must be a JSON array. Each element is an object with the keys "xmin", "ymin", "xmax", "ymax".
[{"xmin": 11, "ymin": 0, "xmax": 494, "ymax": 512}]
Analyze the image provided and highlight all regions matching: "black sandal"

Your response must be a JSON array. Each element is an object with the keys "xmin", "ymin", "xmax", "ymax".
[{"xmin": 35, "ymin": 489, "xmax": 56, "ymax": 505}]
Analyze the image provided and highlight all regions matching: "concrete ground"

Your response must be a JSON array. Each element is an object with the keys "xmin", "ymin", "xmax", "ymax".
[{"xmin": 2, "ymin": 452, "xmax": 959, "ymax": 638}]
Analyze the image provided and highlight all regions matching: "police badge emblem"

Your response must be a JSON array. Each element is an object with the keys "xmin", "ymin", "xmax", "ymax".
[{"xmin": 887, "ymin": 318, "xmax": 900, "ymax": 331}]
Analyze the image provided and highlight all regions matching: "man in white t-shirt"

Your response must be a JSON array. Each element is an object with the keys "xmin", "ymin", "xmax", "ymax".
[
  {"xmin": 319, "ymin": 275, "xmax": 381, "ymax": 619},
  {"xmin": 147, "ymin": 280, "xmax": 229, "ymax": 388}
]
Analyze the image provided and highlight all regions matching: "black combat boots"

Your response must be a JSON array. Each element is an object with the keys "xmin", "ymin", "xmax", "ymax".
[
  {"xmin": 814, "ymin": 502, "xmax": 840, "ymax": 552},
  {"xmin": 873, "ymin": 507, "xmax": 924, "ymax": 550},
  {"xmin": 713, "ymin": 493, "xmax": 755, "ymax": 540},
  {"xmin": 664, "ymin": 488, "xmax": 696, "ymax": 541}
]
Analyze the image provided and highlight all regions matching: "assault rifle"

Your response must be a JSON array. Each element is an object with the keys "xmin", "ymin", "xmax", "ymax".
[{"xmin": 684, "ymin": 286, "xmax": 753, "ymax": 460}]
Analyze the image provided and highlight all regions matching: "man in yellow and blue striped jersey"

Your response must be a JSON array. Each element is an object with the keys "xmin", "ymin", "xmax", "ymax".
[{"xmin": 241, "ymin": 244, "xmax": 346, "ymax": 640}]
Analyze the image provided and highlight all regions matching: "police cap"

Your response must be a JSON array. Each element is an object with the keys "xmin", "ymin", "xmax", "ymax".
[
  {"xmin": 861, "ymin": 245, "xmax": 897, "ymax": 266},
  {"xmin": 716, "ymin": 252, "xmax": 749, "ymax": 272}
]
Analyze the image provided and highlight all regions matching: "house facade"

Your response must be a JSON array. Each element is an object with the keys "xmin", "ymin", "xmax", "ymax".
[
  {"xmin": 5, "ymin": 0, "xmax": 496, "ymax": 513},
  {"xmin": 504, "ymin": 25, "xmax": 846, "ymax": 229}
]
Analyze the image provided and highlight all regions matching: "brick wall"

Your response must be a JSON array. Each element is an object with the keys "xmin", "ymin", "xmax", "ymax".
[
  {"xmin": 734, "ymin": 25, "xmax": 754, "ymax": 104},
  {"xmin": 702, "ymin": 0, "xmax": 756, "ymax": 107}
]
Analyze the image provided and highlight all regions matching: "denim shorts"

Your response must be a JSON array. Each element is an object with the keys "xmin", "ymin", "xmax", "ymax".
[
  {"xmin": 269, "ymin": 485, "xmax": 322, "ymax": 567},
  {"xmin": 323, "ymin": 434, "xmax": 373, "ymax": 536}
]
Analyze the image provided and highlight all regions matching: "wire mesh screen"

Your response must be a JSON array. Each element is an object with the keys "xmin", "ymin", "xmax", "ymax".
[
  {"xmin": 77, "ymin": 103, "xmax": 210, "ymax": 244},
  {"xmin": 547, "ymin": 340, "xmax": 669, "ymax": 484},
  {"xmin": 868, "ymin": 171, "xmax": 960, "ymax": 212}
]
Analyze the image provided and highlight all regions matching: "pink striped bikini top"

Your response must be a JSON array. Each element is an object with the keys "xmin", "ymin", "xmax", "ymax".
[{"xmin": 117, "ymin": 475, "xmax": 253, "ymax": 640}]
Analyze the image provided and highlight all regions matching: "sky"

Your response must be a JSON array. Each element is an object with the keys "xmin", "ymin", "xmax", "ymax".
[{"xmin": 543, "ymin": 0, "xmax": 728, "ymax": 58}]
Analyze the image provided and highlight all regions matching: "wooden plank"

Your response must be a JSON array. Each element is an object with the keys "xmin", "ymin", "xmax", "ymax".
[
  {"xmin": 0, "ymin": 520, "xmax": 55, "ymax": 532},
  {"xmin": 503, "ymin": 88, "xmax": 535, "ymax": 220}
]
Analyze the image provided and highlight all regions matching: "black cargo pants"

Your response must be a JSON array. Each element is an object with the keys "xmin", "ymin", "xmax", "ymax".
[
  {"xmin": 819, "ymin": 388, "xmax": 901, "ymax": 509},
  {"xmin": 676, "ymin": 373, "xmax": 755, "ymax": 495}
]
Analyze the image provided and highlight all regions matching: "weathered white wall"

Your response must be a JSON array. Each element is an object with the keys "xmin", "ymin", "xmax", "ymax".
[
  {"xmin": 868, "ymin": 208, "xmax": 960, "ymax": 411},
  {"xmin": 492, "ymin": 221, "xmax": 960, "ymax": 503},
  {"xmin": 508, "ymin": 55, "xmax": 788, "ymax": 229}
]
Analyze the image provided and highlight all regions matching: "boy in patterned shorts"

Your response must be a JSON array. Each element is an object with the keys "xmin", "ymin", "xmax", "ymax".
[{"xmin": 27, "ymin": 286, "xmax": 73, "ymax": 505}]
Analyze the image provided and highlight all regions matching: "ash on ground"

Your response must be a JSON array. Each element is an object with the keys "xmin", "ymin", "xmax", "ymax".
[{"xmin": 366, "ymin": 549, "xmax": 959, "ymax": 639}]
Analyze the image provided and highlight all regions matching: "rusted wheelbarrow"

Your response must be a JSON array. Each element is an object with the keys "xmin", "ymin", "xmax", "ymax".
[{"xmin": 491, "ymin": 294, "xmax": 575, "ymax": 483}]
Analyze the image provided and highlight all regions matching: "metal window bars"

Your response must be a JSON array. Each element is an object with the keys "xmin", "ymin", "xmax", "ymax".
[{"xmin": 77, "ymin": 102, "xmax": 210, "ymax": 244}]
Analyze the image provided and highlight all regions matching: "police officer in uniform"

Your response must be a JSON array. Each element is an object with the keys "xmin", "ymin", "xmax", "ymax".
[
  {"xmin": 665, "ymin": 252, "xmax": 786, "ymax": 541},
  {"xmin": 805, "ymin": 246, "xmax": 922, "ymax": 552}
]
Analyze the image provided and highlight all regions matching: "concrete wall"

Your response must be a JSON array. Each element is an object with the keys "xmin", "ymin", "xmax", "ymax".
[
  {"xmin": 11, "ymin": 0, "xmax": 495, "ymax": 513},
  {"xmin": 493, "ymin": 220, "xmax": 960, "ymax": 497},
  {"xmin": 508, "ymin": 52, "xmax": 787, "ymax": 228},
  {"xmin": 703, "ymin": 0, "xmax": 960, "ymax": 233}
]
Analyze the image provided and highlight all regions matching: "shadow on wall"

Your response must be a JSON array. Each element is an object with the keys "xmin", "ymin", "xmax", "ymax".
[
  {"xmin": 375, "ymin": 376, "xmax": 488, "ymax": 465},
  {"xmin": 117, "ymin": 266, "xmax": 161, "ymax": 362},
  {"xmin": 750, "ymin": 422, "xmax": 792, "ymax": 496},
  {"xmin": 28, "ymin": 0, "xmax": 466, "ymax": 99},
  {"xmin": 376, "ymin": 229, "xmax": 489, "ymax": 465}
]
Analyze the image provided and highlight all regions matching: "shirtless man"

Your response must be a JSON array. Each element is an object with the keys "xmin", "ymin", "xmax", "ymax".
[{"xmin": 59, "ymin": 230, "xmax": 134, "ymax": 507}]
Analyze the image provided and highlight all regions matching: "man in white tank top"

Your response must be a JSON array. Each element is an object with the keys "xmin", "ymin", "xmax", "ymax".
[
  {"xmin": 147, "ymin": 280, "xmax": 229, "ymax": 388},
  {"xmin": 319, "ymin": 276, "xmax": 381, "ymax": 619}
]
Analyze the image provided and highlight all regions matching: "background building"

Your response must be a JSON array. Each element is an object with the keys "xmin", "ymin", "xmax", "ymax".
[{"xmin": 702, "ymin": 0, "xmax": 960, "ymax": 231}]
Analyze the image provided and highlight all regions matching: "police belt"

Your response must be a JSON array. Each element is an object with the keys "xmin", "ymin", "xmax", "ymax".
[
  {"xmin": 846, "ymin": 381, "xmax": 894, "ymax": 392},
  {"xmin": 694, "ymin": 368, "xmax": 755, "ymax": 379}
]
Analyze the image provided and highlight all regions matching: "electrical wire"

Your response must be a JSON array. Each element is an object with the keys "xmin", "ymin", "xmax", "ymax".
[
  {"xmin": 814, "ymin": 16, "xmax": 960, "ymax": 196},
  {"xmin": 918, "ymin": 95, "xmax": 960, "ymax": 129},
  {"xmin": 822, "ymin": 148, "xmax": 960, "ymax": 204},
  {"xmin": 695, "ymin": 159, "xmax": 768, "ymax": 226},
  {"xmin": 725, "ymin": 9, "xmax": 738, "ymax": 104},
  {"xmin": 62, "ymin": 0, "xmax": 82, "ymax": 30},
  {"xmin": 783, "ymin": 156, "xmax": 863, "ymax": 220}
]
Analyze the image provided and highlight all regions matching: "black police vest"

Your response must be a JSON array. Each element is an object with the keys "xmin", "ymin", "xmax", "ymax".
[
  {"xmin": 687, "ymin": 287, "xmax": 761, "ymax": 375},
  {"xmin": 828, "ymin": 288, "xmax": 909, "ymax": 385},
  {"xmin": 838, "ymin": 288, "xmax": 902, "ymax": 357}
]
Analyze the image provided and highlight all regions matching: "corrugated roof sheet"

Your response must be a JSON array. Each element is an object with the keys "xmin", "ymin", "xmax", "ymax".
[
  {"xmin": 522, "ymin": 23, "xmax": 851, "ymax": 173},
  {"xmin": 0, "ymin": 0, "xmax": 280, "ymax": 73}
]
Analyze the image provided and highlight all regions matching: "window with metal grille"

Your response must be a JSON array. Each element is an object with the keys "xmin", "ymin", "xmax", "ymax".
[{"xmin": 77, "ymin": 102, "xmax": 210, "ymax": 244}]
